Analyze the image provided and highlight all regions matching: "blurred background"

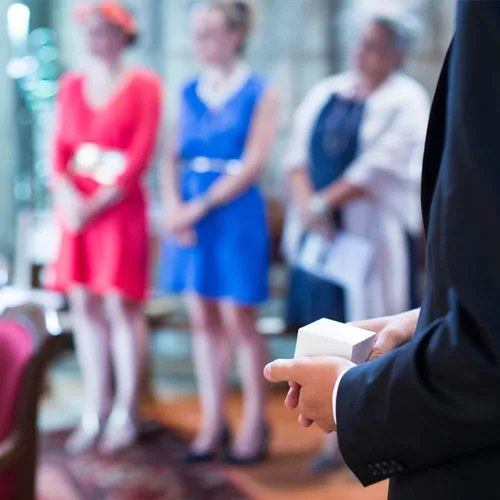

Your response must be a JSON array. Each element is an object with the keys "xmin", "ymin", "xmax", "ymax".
[
  {"xmin": 0, "ymin": 1, "xmax": 455, "ymax": 499},
  {"xmin": 0, "ymin": 0, "xmax": 454, "ymax": 266}
]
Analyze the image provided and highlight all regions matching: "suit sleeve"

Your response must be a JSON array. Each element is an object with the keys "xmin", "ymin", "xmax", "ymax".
[
  {"xmin": 337, "ymin": 0, "xmax": 500, "ymax": 487},
  {"xmin": 115, "ymin": 73, "xmax": 163, "ymax": 191}
]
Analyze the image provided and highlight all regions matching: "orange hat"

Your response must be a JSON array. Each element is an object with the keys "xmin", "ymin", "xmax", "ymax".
[{"xmin": 76, "ymin": 2, "xmax": 137, "ymax": 38}]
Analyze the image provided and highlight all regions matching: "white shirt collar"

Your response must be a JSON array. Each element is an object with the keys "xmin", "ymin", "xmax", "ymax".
[{"xmin": 197, "ymin": 60, "xmax": 252, "ymax": 109}]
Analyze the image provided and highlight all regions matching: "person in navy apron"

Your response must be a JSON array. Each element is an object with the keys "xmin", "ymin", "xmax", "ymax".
[
  {"xmin": 285, "ymin": 94, "xmax": 366, "ymax": 330},
  {"xmin": 159, "ymin": 0, "xmax": 280, "ymax": 465},
  {"xmin": 281, "ymin": 16, "xmax": 429, "ymax": 473}
]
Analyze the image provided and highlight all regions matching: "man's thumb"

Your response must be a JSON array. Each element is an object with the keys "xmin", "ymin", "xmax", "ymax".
[
  {"xmin": 368, "ymin": 329, "xmax": 399, "ymax": 361},
  {"xmin": 264, "ymin": 359, "xmax": 300, "ymax": 384}
]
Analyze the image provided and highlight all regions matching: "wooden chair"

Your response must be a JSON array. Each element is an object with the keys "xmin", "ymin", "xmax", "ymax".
[{"xmin": 0, "ymin": 304, "xmax": 66, "ymax": 500}]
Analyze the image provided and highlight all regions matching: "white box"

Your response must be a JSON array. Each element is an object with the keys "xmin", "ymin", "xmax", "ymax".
[{"xmin": 294, "ymin": 318, "xmax": 376, "ymax": 365}]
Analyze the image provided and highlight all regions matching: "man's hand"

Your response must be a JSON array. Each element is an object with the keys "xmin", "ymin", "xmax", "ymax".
[
  {"xmin": 264, "ymin": 357, "xmax": 355, "ymax": 433},
  {"xmin": 351, "ymin": 309, "xmax": 420, "ymax": 361}
]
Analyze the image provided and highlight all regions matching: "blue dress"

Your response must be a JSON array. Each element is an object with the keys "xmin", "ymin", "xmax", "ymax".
[
  {"xmin": 159, "ymin": 74, "xmax": 269, "ymax": 304},
  {"xmin": 285, "ymin": 93, "xmax": 366, "ymax": 329}
]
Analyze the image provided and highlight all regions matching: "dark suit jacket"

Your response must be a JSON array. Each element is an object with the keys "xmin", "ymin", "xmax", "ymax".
[{"xmin": 337, "ymin": 2, "xmax": 500, "ymax": 499}]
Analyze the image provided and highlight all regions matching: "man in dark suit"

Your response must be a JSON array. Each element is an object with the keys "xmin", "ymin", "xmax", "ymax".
[{"xmin": 264, "ymin": 1, "xmax": 500, "ymax": 498}]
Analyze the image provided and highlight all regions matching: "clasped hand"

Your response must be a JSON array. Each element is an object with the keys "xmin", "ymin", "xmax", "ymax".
[
  {"xmin": 299, "ymin": 199, "xmax": 335, "ymax": 240},
  {"xmin": 264, "ymin": 309, "xmax": 419, "ymax": 433},
  {"xmin": 54, "ymin": 179, "xmax": 92, "ymax": 232},
  {"xmin": 165, "ymin": 200, "xmax": 208, "ymax": 246},
  {"xmin": 264, "ymin": 357, "xmax": 355, "ymax": 433}
]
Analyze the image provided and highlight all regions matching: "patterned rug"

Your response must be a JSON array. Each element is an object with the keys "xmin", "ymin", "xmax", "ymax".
[{"xmin": 37, "ymin": 421, "xmax": 248, "ymax": 500}]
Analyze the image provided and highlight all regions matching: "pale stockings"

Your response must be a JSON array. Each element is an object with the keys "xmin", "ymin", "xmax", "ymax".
[
  {"xmin": 99, "ymin": 294, "xmax": 147, "ymax": 455},
  {"xmin": 188, "ymin": 296, "xmax": 231, "ymax": 453},
  {"xmin": 65, "ymin": 288, "xmax": 111, "ymax": 455},
  {"xmin": 187, "ymin": 295, "xmax": 268, "ymax": 457},
  {"xmin": 65, "ymin": 289, "xmax": 146, "ymax": 456},
  {"xmin": 221, "ymin": 302, "xmax": 268, "ymax": 457}
]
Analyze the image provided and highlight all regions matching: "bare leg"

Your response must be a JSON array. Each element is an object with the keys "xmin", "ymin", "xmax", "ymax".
[
  {"xmin": 221, "ymin": 302, "xmax": 268, "ymax": 458},
  {"xmin": 188, "ymin": 295, "xmax": 230, "ymax": 453},
  {"xmin": 66, "ymin": 287, "xmax": 111, "ymax": 455},
  {"xmin": 99, "ymin": 293, "xmax": 147, "ymax": 455}
]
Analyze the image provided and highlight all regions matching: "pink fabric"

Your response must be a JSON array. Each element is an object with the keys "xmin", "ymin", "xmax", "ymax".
[{"xmin": 0, "ymin": 318, "xmax": 34, "ymax": 500}]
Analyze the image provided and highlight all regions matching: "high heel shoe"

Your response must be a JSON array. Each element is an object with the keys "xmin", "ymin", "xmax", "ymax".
[
  {"xmin": 98, "ymin": 408, "xmax": 138, "ymax": 456},
  {"xmin": 65, "ymin": 412, "xmax": 103, "ymax": 456},
  {"xmin": 224, "ymin": 424, "xmax": 270, "ymax": 466},
  {"xmin": 184, "ymin": 424, "xmax": 231, "ymax": 464}
]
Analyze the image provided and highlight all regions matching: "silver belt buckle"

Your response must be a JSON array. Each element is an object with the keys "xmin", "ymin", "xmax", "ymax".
[
  {"xmin": 226, "ymin": 160, "xmax": 243, "ymax": 175},
  {"xmin": 192, "ymin": 157, "xmax": 211, "ymax": 173},
  {"xmin": 189, "ymin": 157, "xmax": 242, "ymax": 175}
]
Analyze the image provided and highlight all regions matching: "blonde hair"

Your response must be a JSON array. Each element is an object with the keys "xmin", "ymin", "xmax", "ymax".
[{"xmin": 195, "ymin": 0, "xmax": 256, "ymax": 54}]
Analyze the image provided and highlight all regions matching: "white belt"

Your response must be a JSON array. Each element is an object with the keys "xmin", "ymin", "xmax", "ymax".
[
  {"xmin": 185, "ymin": 157, "xmax": 244, "ymax": 176},
  {"xmin": 72, "ymin": 143, "xmax": 126, "ymax": 186}
]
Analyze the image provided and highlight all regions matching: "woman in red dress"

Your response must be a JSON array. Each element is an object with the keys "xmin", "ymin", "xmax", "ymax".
[{"xmin": 47, "ymin": 2, "xmax": 162, "ymax": 455}]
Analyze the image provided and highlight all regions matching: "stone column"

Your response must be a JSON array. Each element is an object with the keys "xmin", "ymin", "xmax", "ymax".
[{"xmin": 0, "ymin": 4, "xmax": 15, "ymax": 258}]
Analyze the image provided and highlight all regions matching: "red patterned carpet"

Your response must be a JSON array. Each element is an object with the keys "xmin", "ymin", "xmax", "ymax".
[
  {"xmin": 149, "ymin": 390, "xmax": 389, "ymax": 500},
  {"xmin": 38, "ymin": 389, "xmax": 389, "ymax": 499},
  {"xmin": 37, "ymin": 421, "xmax": 247, "ymax": 500}
]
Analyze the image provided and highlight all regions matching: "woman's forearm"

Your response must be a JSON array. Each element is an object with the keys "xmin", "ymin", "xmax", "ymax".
[
  {"xmin": 202, "ymin": 162, "xmax": 262, "ymax": 208},
  {"xmin": 288, "ymin": 168, "xmax": 315, "ymax": 209},
  {"xmin": 161, "ymin": 126, "xmax": 182, "ymax": 209},
  {"xmin": 287, "ymin": 171, "xmax": 366, "ymax": 214},
  {"xmin": 86, "ymin": 186, "xmax": 124, "ymax": 217},
  {"xmin": 320, "ymin": 178, "xmax": 368, "ymax": 210},
  {"xmin": 161, "ymin": 156, "xmax": 182, "ymax": 208}
]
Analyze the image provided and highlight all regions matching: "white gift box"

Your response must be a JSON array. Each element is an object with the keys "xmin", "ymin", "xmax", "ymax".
[{"xmin": 294, "ymin": 318, "xmax": 376, "ymax": 365}]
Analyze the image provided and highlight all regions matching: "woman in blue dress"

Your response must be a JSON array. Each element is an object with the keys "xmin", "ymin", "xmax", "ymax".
[{"xmin": 160, "ymin": 0, "xmax": 280, "ymax": 464}]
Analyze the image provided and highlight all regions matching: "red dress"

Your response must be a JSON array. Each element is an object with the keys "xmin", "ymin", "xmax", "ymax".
[{"xmin": 46, "ymin": 69, "xmax": 162, "ymax": 302}]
